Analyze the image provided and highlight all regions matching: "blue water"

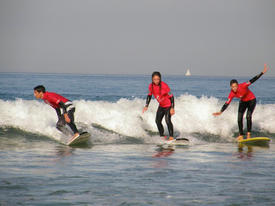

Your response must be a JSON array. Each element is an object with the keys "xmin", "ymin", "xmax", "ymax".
[{"xmin": 1, "ymin": 73, "xmax": 275, "ymax": 205}]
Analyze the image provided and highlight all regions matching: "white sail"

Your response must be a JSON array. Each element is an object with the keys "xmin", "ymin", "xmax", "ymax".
[{"xmin": 185, "ymin": 69, "xmax": 191, "ymax": 76}]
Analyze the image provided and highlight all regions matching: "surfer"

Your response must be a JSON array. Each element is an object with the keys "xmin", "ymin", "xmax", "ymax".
[
  {"xmin": 213, "ymin": 64, "xmax": 269, "ymax": 140},
  {"xmin": 33, "ymin": 85, "xmax": 80, "ymax": 141},
  {"xmin": 142, "ymin": 71, "xmax": 175, "ymax": 141}
]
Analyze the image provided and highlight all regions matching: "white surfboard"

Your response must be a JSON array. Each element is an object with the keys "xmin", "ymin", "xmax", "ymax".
[
  {"xmin": 67, "ymin": 132, "xmax": 91, "ymax": 146},
  {"xmin": 157, "ymin": 137, "xmax": 189, "ymax": 149}
]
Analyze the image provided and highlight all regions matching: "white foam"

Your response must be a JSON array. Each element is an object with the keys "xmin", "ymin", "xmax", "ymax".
[{"xmin": 0, "ymin": 95, "xmax": 274, "ymax": 143}]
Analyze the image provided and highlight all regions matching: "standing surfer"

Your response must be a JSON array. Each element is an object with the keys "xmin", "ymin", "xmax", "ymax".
[
  {"xmin": 33, "ymin": 85, "xmax": 80, "ymax": 142},
  {"xmin": 213, "ymin": 64, "xmax": 269, "ymax": 140},
  {"xmin": 142, "ymin": 72, "xmax": 175, "ymax": 141}
]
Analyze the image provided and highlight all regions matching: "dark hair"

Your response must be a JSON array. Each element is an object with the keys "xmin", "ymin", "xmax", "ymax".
[
  {"xmin": 230, "ymin": 79, "xmax": 238, "ymax": 86},
  {"xmin": 33, "ymin": 85, "xmax": 46, "ymax": 93},
  {"xmin": 152, "ymin": 71, "xmax": 161, "ymax": 80},
  {"xmin": 152, "ymin": 71, "xmax": 162, "ymax": 92}
]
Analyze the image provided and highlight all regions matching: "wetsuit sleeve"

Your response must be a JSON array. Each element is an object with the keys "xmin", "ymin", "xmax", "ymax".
[
  {"xmin": 145, "ymin": 95, "xmax": 152, "ymax": 107},
  {"xmin": 170, "ymin": 96, "xmax": 175, "ymax": 108},
  {"xmin": 220, "ymin": 92, "xmax": 234, "ymax": 112},
  {"xmin": 58, "ymin": 102, "xmax": 67, "ymax": 114},
  {"xmin": 148, "ymin": 84, "xmax": 153, "ymax": 96},
  {"xmin": 220, "ymin": 103, "xmax": 229, "ymax": 112},
  {"xmin": 145, "ymin": 84, "xmax": 153, "ymax": 107},
  {"xmin": 248, "ymin": 72, "xmax": 264, "ymax": 84}
]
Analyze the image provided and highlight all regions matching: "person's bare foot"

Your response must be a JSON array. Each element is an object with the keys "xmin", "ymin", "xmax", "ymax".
[
  {"xmin": 247, "ymin": 132, "xmax": 251, "ymax": 139},
  {"xmin": 237, "ymin": 135, "xmax": 244, "ymax": 141},
  {"xmin": 167, "ymin": 137, "xmax": 175, "ymax": 141}
]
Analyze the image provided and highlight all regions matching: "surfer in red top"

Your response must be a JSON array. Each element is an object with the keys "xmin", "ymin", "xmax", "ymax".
[
  {"xmin": 142, "ymin": 71, "xmax": 175, "ymax": 141},
  {"xmin": 213, "ymin": 64, "xmax": 269, "ymax": 140},
  {"xmin": 33, "ymin": 85, "xmax": 79, "ymax": 141}
]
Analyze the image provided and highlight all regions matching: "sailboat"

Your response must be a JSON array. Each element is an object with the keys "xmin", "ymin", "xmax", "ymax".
[{"xmin": 185, "ymin": 69, "xmax": 191, "ymax": 76}]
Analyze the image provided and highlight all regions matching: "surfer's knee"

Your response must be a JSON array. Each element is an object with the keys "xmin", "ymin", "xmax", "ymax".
[
  {"xmin": 56, "ymin": 124, "xmax": 62, "ymax": 130},
  {"xmin": 155, "ymin": 118, "xmax": 161, "ymax": 125},
  {"xmin": 56, "ymin": 120, "xmax": 65, "ymax": 129},
  {"xmin": 246, "ymin": 113, "xmax": 252, "ymax": 121},
  {"xmin": 238, "ymin": 113, "xmax": 243, "ymax": 122},
  {"xmin": 165, "ymin": 115, "xmax": 171, "ymax": 124}
]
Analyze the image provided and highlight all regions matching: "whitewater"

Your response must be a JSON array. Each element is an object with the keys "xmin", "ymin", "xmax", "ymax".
[{"xmin": 1, "ymin": 94, "xmax": 274, "ymax": 144}]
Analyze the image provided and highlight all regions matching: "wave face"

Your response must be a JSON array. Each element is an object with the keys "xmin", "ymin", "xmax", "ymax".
[{"xmin": 1, "ymin": 95, "xmax": 275, "ymax": 144}]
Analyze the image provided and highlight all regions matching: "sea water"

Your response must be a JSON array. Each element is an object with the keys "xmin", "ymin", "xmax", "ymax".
[{"xmin": 0, "ymin": 73, "xmax": 275, "ymax": 205}]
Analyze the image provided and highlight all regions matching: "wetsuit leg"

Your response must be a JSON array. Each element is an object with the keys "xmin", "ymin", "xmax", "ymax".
[
  {"xmin": 246, "ymin": 99, "xmax": 256, "ymax": 133},
  {"xmin": 155, "ymin": 106, "xmax": 166, "ymax": 136},
  {"xmin": 67, "ymin": 108, "xmax": 79, "ymax": 134},
  {"xmin": 164, "ymin": 107, "xmax": 174, "ymax": 137},
  {"xmin": 238, "ymin": 101, "xmax": 248, "ymax": 136},
  {"xmin": 56, "ymin": 115, "xmax": 66, "ymax": 131}
]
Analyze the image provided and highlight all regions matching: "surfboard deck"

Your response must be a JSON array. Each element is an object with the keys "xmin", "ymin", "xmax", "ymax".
[
  {"xmin": 157, "ymin": 138, "xmax": 189, "ymax": 149},
  {"xmin": 238, "ymin": 137, "xmax": 271, "ymax": 147},
  {"xmin": 67, "ymin": 132, "xmax": 91, "ymax": 146}
]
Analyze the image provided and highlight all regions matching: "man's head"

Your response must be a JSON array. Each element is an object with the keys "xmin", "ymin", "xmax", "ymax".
[{"xmin": 33, "ymin": 85, "xmax": 46, "ymax": 99}]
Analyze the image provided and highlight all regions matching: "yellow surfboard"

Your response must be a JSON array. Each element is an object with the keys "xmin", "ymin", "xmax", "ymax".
[{"xmin": 238, "ymin": 137, "xmax": 271, "ymax": 147}]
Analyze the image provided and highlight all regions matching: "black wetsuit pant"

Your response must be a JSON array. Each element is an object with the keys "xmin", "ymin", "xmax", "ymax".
[
  {"xmin": 238, "ymin": 99, "xmax": 256, "ymax": 136},
  {"xmin": 155, "ymin": 106, "xmax": 174, "ymax": 137},
  {"xmin": 56, "ymin": 108, "xmax": 79, "ymax": 134}
]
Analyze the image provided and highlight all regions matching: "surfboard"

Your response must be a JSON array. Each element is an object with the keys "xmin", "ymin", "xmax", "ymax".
[
  {"xmin": 238, "ymin": 137, "xmax": 271, "ymax": 147},
  {"xmin": 157, "ymin": 138, "xmax": 189, "ymax": 149},
  {"xmin": 67, "ymin": 132, "xmax": 91, "ymax": 146}
]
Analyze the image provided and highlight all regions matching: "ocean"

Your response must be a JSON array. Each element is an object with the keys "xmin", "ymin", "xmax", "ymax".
[{"xmin": 1, "ymin": 73, "xmax": 275, "ymax": 205}]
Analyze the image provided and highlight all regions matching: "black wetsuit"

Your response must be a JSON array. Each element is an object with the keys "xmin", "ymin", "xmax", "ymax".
[
  {"xmin": 55, "ymin": 102, "xmax": 78, "ymax": 134},
  {"xmin": 238, "ymin": 99, "xmax": 256, "ymax": 135},
  {"xmin": 146, "ymin": 95, "xmax": 175, "ymax": 137}
]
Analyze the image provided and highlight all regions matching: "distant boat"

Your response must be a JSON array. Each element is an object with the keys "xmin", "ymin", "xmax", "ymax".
[{"xmin": 185, "ymin": 69, "xmax": 191, "ymax": 76}]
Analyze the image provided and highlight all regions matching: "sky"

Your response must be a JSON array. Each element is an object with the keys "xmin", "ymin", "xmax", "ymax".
[{"xmin": 0, "ymin": 0, "xmax": 274, "ymax": 76}]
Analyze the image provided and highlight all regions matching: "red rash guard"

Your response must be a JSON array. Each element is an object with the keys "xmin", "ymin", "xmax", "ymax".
[
  {"xmin": 148, "ymin": 82, "xmax": 173, "ymax": 108},
  {"xmin": 226, "ymin": 82, "xmax": 256, "ymax": 104},
  {"xmin": 42, "ymin": 92, "xmax": 69, "ymax": 109}
]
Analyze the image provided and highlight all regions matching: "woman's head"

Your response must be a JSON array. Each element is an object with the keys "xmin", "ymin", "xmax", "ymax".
[
  {"xmin": 230, "ymin": 79, "xmax": 238, "ymax": 92},
  {"xmin": 152, "ymin": 71, "xmax": 161, "ymax": 86}
]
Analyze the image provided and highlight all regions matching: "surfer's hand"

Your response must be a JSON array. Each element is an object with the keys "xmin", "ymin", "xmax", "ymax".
[
  {"xmin": 170, "ymin": 108, "xmax": 175, "ymax": 116},
  {"xmin": 212, "ymin": 112, "xmax": 222, "ymax": 116},
  {"xmin": 262, "ymin": 64, "xmax": 269, "ymax": 74},
  {"xmin": 64, "ymin": 113, "xmax": 71, "ymax": 123},
  {"xmin": 142, "ymin": 106, "xmax": 148, "ymax": 113}
]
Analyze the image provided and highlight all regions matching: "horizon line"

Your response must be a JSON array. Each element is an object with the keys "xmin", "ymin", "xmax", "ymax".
[{"xmin": 0, "ymin": 71, "xmax": 274, "ymax": 78}]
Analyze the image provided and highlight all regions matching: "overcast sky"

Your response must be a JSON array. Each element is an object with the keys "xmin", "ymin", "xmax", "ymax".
[{"xmin": 0, "ymin": 0, "xmax": 274, "ymax": 76}]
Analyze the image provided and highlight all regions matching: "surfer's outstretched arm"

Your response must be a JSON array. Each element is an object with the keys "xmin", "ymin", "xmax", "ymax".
[
  {"xmin": 248, "ymin": 64, "xmax": 269, "ymax": 84},
  {"xmin": 142, "ymin": 95, "xmax": 152, "ymax": 113},
  {"xmin": 213, "ymin": 102, "xmax": 229, "ymax": 116},
  {"xmin": 220, "ymin": 102, "xmax": 229, "ymax": 113},
  {"xmin": 213, "ymin": 94, "xmax": 233, "ymax": 116}
]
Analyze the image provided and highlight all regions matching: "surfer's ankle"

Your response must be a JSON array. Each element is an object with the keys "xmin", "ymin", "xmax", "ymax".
[{"xmin": 247, "ymin": 132, "xmax": 251, "ymax": 139}]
